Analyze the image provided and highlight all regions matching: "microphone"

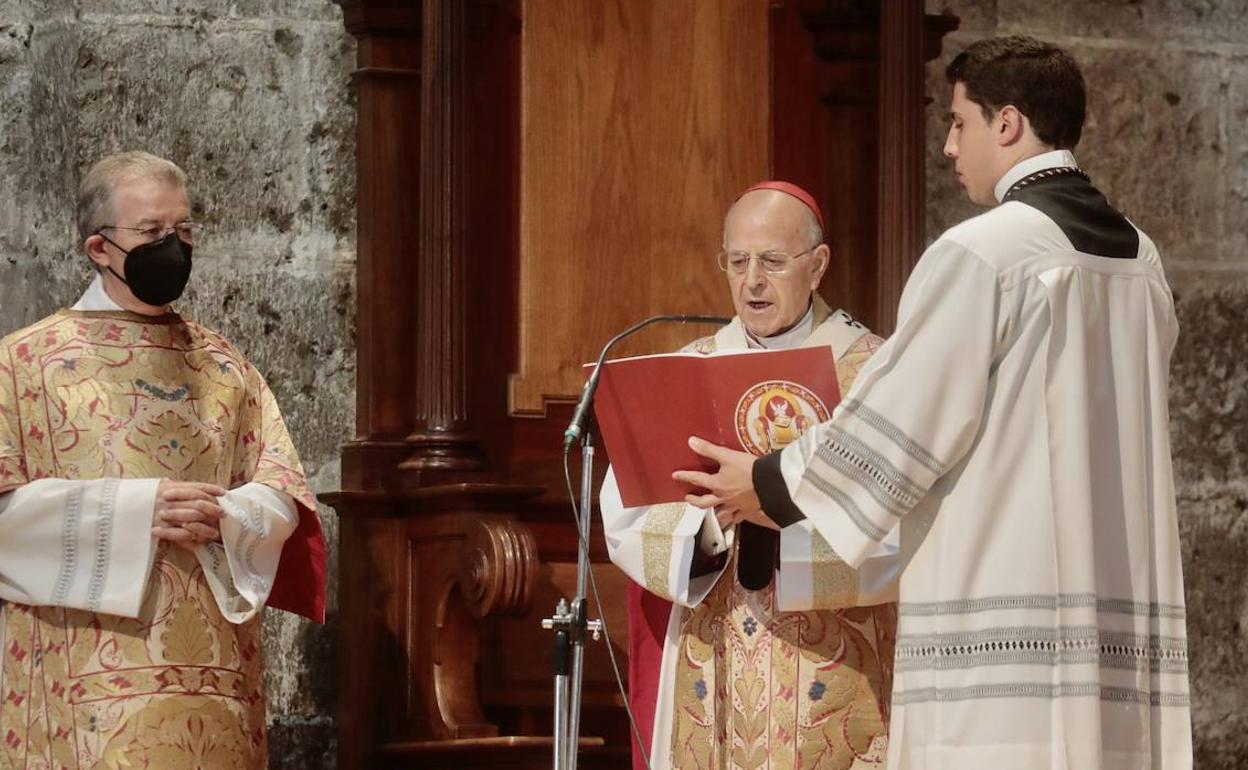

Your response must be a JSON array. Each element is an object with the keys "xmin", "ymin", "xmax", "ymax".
[{"xmin": 563, "ymin": 314, "xmax": 732, "ymax": 449}]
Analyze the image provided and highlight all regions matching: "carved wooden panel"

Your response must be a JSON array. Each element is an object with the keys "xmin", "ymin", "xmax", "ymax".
[
  {"xmin": 509, "ymin": 0, "xmax": 772, "ymax": 415},
  {"xmin": 772, "ymin": 0, "xmax": 881, "ymax": 330},
  {"xmin": 482, "ymin": 563, "xmax": 630, "ymax": 706}
]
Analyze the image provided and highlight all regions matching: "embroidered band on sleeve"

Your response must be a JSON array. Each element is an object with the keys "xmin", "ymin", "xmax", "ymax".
[
  {"xmin": 85, "ymin": 478, "xmax": 119, "ymax": 612},
  {"xmin": 811, "ymin": 438, "xmax": 918, "ymax": 518},
  {"xmin": 804, "ymin": 471, "xmax": 891, "ymax": 542},
  {"xmin": 826, "ymin": 427, "xmax": 927, "ymax": 503},
  {"xmin": 842, "ymin": 399, "xmax": 944, "ymax": 476},
  {"xmin": 226, "ymin": 494, "xmax": 267, "ymax": 582},
  {"xmin": 52, "ymin": 483, "xmax": 86, "ymax": 606}
]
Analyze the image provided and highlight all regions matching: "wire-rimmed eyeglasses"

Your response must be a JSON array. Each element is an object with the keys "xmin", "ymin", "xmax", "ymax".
[
  {"xmin": 97, "ymin": 222, "xmax": 205, "ymax": 246},
  {"xmin": 716, "ymin": 245, "xmax": 817, "ymax": 276}
]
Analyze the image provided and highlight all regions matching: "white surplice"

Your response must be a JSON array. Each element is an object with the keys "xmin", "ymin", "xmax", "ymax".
[{"xmin": 763, "ymin": 153, "xmax": 1192, "ymax": 769}]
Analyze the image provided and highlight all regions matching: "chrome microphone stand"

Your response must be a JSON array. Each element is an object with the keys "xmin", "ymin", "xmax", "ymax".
[
  {"xmin": 542, "ymin": 313, "xmax": 730, "ymax": 770},
  {"xmin": 541, "ymin": 428, "xmax": 602, "ymax": 770}
]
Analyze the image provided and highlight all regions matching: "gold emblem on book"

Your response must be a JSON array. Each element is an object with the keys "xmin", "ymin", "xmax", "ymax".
[{"xmin": 734, "ymin": 380, "xmax": 829, "ymax": 455}]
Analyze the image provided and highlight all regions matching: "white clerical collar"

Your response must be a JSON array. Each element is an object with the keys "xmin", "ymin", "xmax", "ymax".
[
  {"xmin": 71, "ymin": 272, "xmax": 176, "ymax": 315},
  {"xmin": 745, "ymin": 302, "xmax": 815, "ymax": 350},
  {"xmin": 993, "ymin": 149, "xmax": 1079, "ymax": 203},
  {"xmin": 72, "ymin": 273, "xmax": 125, "ymax": 311}
]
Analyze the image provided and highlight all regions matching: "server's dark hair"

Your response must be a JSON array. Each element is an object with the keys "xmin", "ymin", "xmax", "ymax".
[{"xmin": 946, "ymin": 35, "xmax": 1086, "ymax": 149}]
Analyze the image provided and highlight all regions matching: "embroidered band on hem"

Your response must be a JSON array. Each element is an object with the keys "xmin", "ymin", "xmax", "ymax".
[
  {"xmin": 899, "ymin": 593, "xmax": 1186, "ymax": 619},
  {"xmin": 893, "ymin": 682, "xmax": 1190, "ymax": 707}
]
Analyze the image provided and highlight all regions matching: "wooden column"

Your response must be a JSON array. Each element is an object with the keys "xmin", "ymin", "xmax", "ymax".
[
  {"xmin": 402, "ymin": 0, "xmax": 484, "ymax": 473},
  {"xmin": 337, "ymin": 1, "xmax": 422, "ymax": 492},
  {"xmin": 333, "ymin": 5, "xmax": 424, "ymax": 767},
  {"xmin": 779, "ymin": 0, "xmax": 882, "ymax": 330},
  {"xmin": 332, "ymin": 4, "xmax": 548, "ymax": 767},
  {"xmin": 876, "ymin": 0, "xmax": 926, "ymax": 334}
]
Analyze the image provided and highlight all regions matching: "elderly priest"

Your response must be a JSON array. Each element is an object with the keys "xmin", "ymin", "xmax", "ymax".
[{"xmin": 602, "ymin": 181, "xmax": 900, "ymax": 770}]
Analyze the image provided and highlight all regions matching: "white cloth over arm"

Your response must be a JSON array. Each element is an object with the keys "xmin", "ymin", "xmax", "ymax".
[
  {"xmin": 600, "ymin": 467, "xmax": 727, "ymax": 607},
  {"xmin": 194, "ymin": 482, "xmax": 298, "ymax": 623},
  {"xmin": 0, "ymin": 478, "xmax": 160, "ymax": 618},
  {"xmin": 777, "ymin": 244, "xmax": 1002, "ymax": 567}
]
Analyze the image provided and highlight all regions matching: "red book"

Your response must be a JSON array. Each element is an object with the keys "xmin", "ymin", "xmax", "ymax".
[{"xmin": 590, "ymin": 346, "xmax": 841, "ymax": 507}]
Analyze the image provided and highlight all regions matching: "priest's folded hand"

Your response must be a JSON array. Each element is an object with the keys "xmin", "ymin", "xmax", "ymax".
[
  {"xmin": 152, "ymin": 479, "xmax": 228, "ymax": 550},
  {"xmin": 674, "ymin": 437, "xmax": 771, "ymax": 526}
]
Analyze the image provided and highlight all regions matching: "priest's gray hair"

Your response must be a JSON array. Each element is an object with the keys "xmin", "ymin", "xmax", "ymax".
[
  {"xmin": 77, "ymin": 151, "xmax": 189, "ymax": 244},
  {"xmin": 805, "ymin": 213, "xmax": 823, "ymax": 249}
]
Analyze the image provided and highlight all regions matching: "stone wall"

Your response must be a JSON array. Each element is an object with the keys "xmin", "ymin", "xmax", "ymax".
[
  {"xmin": 925, "ymin": 2, "xmax": 1248, "ymax": 766},
  {"xmin": 0, "ymin": 2, "xmax": 356, "ymax": 767}
]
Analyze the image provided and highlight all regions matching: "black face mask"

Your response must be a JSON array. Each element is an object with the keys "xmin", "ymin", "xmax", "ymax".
[{"xmin": 99, "ymin": 231, "xmax": 193, "ymax": 306}]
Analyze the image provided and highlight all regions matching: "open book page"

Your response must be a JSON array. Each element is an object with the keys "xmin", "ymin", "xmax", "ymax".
[{"xmin": 590, "ymin": 346, "xmax": 840, "ymax": 506}]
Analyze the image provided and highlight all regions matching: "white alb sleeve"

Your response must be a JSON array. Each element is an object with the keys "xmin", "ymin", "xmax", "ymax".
[
  {"xmin": 777, "ymin": 243, "xmax": 1002, "ymax": 568},
  {"xmin": 193, "ymin": 482, "xmax": 298, "ymax": 624},
  {"xmin": 0, "ymin": 478, "xmax": 160, "ymax": 618},
  {"xmin": 600, "ymin": 467, "xmax": 727, "ymax": 607}
]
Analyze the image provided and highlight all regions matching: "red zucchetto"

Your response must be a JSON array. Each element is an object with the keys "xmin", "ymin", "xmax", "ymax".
[{"xmin": 737, "ymin": 180, "xmax": 825, "ymax": 232}]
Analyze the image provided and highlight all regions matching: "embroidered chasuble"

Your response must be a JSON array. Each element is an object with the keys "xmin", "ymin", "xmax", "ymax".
[
  {"xmin": 602, "ymin": 298, "xmax": 901, "ymax": 770},
  {"xmin": 0, "ymin": 305, "xmax": 323, "ymax": 770},
  {"xmin": 753, "ymin": 152, "xmax": 1193, "ymax": 769}
]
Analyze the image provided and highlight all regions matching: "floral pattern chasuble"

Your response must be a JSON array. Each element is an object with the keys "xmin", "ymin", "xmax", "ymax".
[{"xmin": 0, "ymin": 310, "xmax": 315, "ymax": 770}]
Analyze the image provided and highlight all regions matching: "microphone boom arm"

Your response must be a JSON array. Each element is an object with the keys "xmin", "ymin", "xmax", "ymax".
[{"xmin": 562, "ymin": 314, "xmax": 732, "ymax": 449}]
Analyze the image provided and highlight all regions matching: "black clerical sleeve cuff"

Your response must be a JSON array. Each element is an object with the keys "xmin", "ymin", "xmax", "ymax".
[{"xmin": 753, "ymin": 450, "xmax": 806, "ymax": 528}]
